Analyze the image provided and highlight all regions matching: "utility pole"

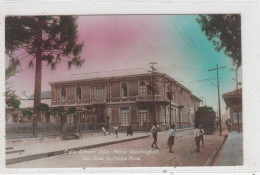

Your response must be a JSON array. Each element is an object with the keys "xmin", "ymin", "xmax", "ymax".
[
  {"xmin": 167, "ymin": 84, "xmax": 173, "ymax": 125},
  {"xmin": 208, "ymin": 64, "xmax": 226, "ymax": 136},
  {"xmin": 148, "ymin": 62, "xmax": 157, "ymax": 123},
  {"xmin": 236, "ymin": 68, "xmax": 240, "ymax": 133}
]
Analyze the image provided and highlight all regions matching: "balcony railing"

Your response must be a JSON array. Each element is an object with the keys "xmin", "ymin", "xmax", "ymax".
[
  {"xmin": 52, "ymin": 95, "xmax": 168, "ymax": 106},
  {"xmin": 136, "ymin": 95, "xmax": 166, "ymax": 102}
]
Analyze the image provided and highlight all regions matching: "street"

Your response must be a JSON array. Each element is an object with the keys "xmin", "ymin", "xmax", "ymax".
[{"xmin": 7, "ymin": 129, "xmax": 226, "ymax": 168}]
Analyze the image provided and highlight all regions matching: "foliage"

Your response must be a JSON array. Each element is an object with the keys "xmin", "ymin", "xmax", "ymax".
[
  {"xmin": 5, "ymin": 59, "xmax": 20, "ymax": 81},
  {"xmin": 6, "ymin": 16, "xmax": 85, "ymax": 70},
  {"xmin": 51, "ymin": 106, "xmax": 65, "ymax": 116},
  {"xmin": 196, "ymin": 15, "xmax": 241, "ymax": 68},
  {"xmin": 22, "ymin": 109, "xmax": 33, "ymax": 117},
  {"xmin": 36, "ymin": 103, "xmax": 50, "ymax": 112},
  {"xmin": 5, "ymin": 59, "xmax": 21, "ymax": 110},
  {"xmin": 67, "ymin": 107, "xmax": 77, "ymax": 115},
  {"xmin": 6, "ymin": 94, "xmax": 21, "ymax": 109}
]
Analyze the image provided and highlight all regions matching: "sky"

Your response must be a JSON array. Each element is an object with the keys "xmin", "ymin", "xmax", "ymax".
[{"xmin": 6, "ymin": 15, "xmax": 242, "ymax": 116}]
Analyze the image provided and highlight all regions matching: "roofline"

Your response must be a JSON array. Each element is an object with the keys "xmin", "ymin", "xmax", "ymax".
[
  {"xmin": 190, "ymin": 94, "xmax": 203, "ymax": 102},
  {"xmin": 49, "ymin": 72, "xmax": 192, "ymax": 93}
]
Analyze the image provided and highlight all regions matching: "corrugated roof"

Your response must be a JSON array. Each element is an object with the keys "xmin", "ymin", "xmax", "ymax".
[{"xmin": 28, "ymin": 91, "xmax": 51, "ymax": 100}]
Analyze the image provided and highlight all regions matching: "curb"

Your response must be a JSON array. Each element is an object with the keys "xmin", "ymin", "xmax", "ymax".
[
  {"xmin": 6, "ymin": 134, "xmax": 149, "ymax": 165},
  {"xmin": 204, "ymin": 134, "xmax": 229, "ymax": 166}
]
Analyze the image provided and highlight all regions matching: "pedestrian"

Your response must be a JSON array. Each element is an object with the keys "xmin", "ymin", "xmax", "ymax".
[
  {"xmin": 115, "ymin": 126, "xmax": 119, "ymax": 138},
  {"xmin": 102, "ymin": 127, "xmax": 106, "ymax": 136},
  {"xmin": 194, "ymin": 124, "xmax": 201, "ymax": 152},
  {"xmin": 151, "ymin": 122, "xmax": 159, "ymax": 149},
  {"xmin": 112, "ymin": 126, "xmax": 115, "ymax": 135},
  {"xmin": 216, "ymin": 120, "xmax": 219, "ymax": 130},
  {"xmin": 199, "ymin": 125, "xmax": 205, "ymax": 148},
  {"xmin": 167, "ymin": 124, "xmax": 175, "ymax": 153},
  {"xmin": 228, "ymin": 120, "xmax": 232, "ymax": 133},
  {"xmin": 127, "ymin": 125, "xmax": 133, "ymax": 136}
]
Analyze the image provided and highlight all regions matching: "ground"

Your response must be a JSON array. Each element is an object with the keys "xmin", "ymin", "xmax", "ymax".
[{"xmin": 7, "ymin": 129, "xmax": 226, "ymax": 168}]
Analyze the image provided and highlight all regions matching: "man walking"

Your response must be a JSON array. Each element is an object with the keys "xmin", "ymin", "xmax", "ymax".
[
  {"xmin": 168, "ymin": 124, "xmax": 176, "ymax": 153},
  {"xmin": 151, "ymin": 122, "xmax": 159, "ymax": 149},
  {"xmin": 199, "ymin": 125, "xmax": 205, "ymax": 148},
  {"xmin": 194, "ymin": 125, "xmax": 201, "ymax": 152}
]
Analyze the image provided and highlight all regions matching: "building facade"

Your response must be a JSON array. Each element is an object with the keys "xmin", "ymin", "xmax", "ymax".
[
  {"xmin": 222, "ymin": 88, "xmax": 242, "ymax": 131},
  {"xmin": 50, "ymin": 72, "xmax": 202, "ymax": 130}
]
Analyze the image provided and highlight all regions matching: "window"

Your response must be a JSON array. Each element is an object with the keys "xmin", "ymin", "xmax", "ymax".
[
  {"xmin": 94, "ymin": 85, "xmax": 106, "ymax": 101},
  {"xmin": 139, "ymin": 112, "xmax": 147, "ymax": 126},
  {"xmin": 76, "ymin": 87, "xmax": 81, "ymax": 100},
  {"xmin": 139, "ymin": 82, "xmax": 147, "ymax": 96},
  {"xmin": 233, "ymin": 112, "xmax": 242, "ymax": 123},
  {"xmin": 61, "ymin": 88, "xmax": 66, "ymax": 101},
  {"xmin": 120, "ymin": 107, "xmax": 129, "ymax": 126},
  {"xmin": 121, "ymin": 83, "xmax": 128, "ymax": 97}
]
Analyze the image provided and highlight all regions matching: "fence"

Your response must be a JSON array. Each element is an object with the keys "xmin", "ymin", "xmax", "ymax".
[{"xmin": 5, "ymin": 123, "xmax": 108, "ymax": 140}]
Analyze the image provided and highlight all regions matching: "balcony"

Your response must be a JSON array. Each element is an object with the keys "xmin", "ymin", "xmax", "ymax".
[
  {"xmin": 136, "ymin": 95, "xmax": 167, "ymax": 102},
  {"xmin": 91, "ymin": 98, "xmax": 107, "ymax": 105}
]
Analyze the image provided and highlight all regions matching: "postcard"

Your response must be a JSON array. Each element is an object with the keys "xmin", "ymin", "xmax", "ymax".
[{"xmin": 1, "ymin": 1, "xmax": 259, "ymax": 175}]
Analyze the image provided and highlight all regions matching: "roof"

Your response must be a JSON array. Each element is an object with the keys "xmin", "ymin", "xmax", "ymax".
[
  {"xmin": 190, "ymin": 94, "xmax": 203, "ymax": 102},
  {"xmin": 28, "ymin": 91, "xmax": 51, "ymax": 100},
  {"xmin": 20, "ymin": 99, "xmax": 51, "ymax": 108},
  {"xmin": 50, "ymin": 70, "xmax": 193, "ymax": 93},
  {"xmin": 222, "ymin": 88, "xmax": 242, "ymax": 99},
  {"xmin": 50, "ymin": 68, "xmax": 147, "ymax": 83}
]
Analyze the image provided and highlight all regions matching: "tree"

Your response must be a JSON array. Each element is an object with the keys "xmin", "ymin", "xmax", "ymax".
[
  {"xmin": 36, "ymin": 103, "xmax": 50, "ymax": 123},
  {"xmin": 5, "ymin": 59, "xmax": 21, "ymax": 123},
  {"xmin": 51, "ymin": 106, "xmax": 65, "ymax": 135},
  {"xmin": 67, "ymin": 107, "xmax": 78, "ymax": 134},
  {"xmin": 6, "ymin": 16, "xmax": 85, "ymax": 136},
  {"xmin": 196, "ymin": 15, "xmax": 241, "ymax": 68},
  {"xmin": 22, "ymin": 109, "xmax": 33, "ymax": 123}
]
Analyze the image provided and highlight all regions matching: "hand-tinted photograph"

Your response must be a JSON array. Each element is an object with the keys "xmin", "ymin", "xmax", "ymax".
[{"xmin": 5, "ymin": 15, "xmax": 242, "ymax": 168}]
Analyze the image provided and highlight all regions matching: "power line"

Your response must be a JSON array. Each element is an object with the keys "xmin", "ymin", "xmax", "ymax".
[{"xmin": 167, "ymin": 16, "xmax": 206, "ymax": 65}]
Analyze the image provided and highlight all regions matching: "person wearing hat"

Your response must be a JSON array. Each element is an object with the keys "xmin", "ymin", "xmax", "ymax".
[
  {"xmin": 151, "ymin": 122, "xmax": 159, "ymax": 149},
  {"xmin": 199, "ymin": 125, "xmax": 205, "ymax": 148},
  {"xmin": 194, "ymin": 124, "xmax": 201, "ymax": 152},
  {"xmin": 168, "ymin": 124, "xmax": 176, "ymax": 153}
]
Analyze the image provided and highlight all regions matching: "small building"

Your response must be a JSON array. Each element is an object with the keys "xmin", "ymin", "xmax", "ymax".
[
  {"xmin": 6, "ymin": 91, "xmax": 53, "ymax": 123},
  {"xmin": 222, "ymin": 88, "xmax": 242, "ymax": 131},
  {"xmin": 50, "ymin": 71, "xmax": 202, "ymax": 130}
]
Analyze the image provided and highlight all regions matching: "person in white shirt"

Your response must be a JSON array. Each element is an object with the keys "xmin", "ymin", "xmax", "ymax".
[
  {"xmin": 199, "ymin": 125, "xmax": 205, "ymax": 148},
  {"xmin": 102, "ymin": 127, "xmax": 106, "ymax": 136},
  {"xmin": 151, "ymin": 122, "xmax": 159, "ymax": 149},
  {"xmin": 194, "ymin": 125, "xmax": 201, "ymax": 152},
  {"xmin": 168, "ymin": 124, "xmax": 176, "ymax": 153}
]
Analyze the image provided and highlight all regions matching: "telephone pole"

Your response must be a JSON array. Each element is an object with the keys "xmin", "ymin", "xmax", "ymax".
[
  {"xmin": 235, "ymin": 68, "xmax": 240, "ymax": 133},
  {"xmin": 148, "ymin": 62, "xmax": 158, "ymax": 123},
  {"xmin": 208, "ymin": 64, "xmax": 226, "ymax": 136}
]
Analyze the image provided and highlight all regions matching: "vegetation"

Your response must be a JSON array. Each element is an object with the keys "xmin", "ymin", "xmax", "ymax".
[
  {"xmin": 197, "ymin": 15, "xmax": 241, "ymax": 68},
  {"xmin": 6, "ymin": 16, "xmax": 85, "ymax": 136}
]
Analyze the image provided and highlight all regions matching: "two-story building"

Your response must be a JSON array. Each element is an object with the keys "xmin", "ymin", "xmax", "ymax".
[{"xmin": 50, "ymin": 71, "xmax": 202, "ymax": 130}]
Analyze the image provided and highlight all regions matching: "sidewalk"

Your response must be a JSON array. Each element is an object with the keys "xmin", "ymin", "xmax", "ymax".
[
  {"xmin": 217, "ymin": 131, "xmax": 243, "ymax": 166},
  {"xmin": 6, "ymin": 132, "xmax": 149, "ymax": 165},
  {"xmin": 6, "ymin": 127, "xmax": 195, "ymax": 166}
]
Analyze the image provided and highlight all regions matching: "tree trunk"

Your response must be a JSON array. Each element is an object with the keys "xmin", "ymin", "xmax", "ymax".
[
  {"xmin": 74, "ymin": 114, "xmax": 79, "ymax": 133},
  {"xmin": 60, "ymin": 114, "xmax": 66, "ymax": 136},
  {"xmin": 33, "ymin": 18, "xmax": 43, "ymax": 137}
]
